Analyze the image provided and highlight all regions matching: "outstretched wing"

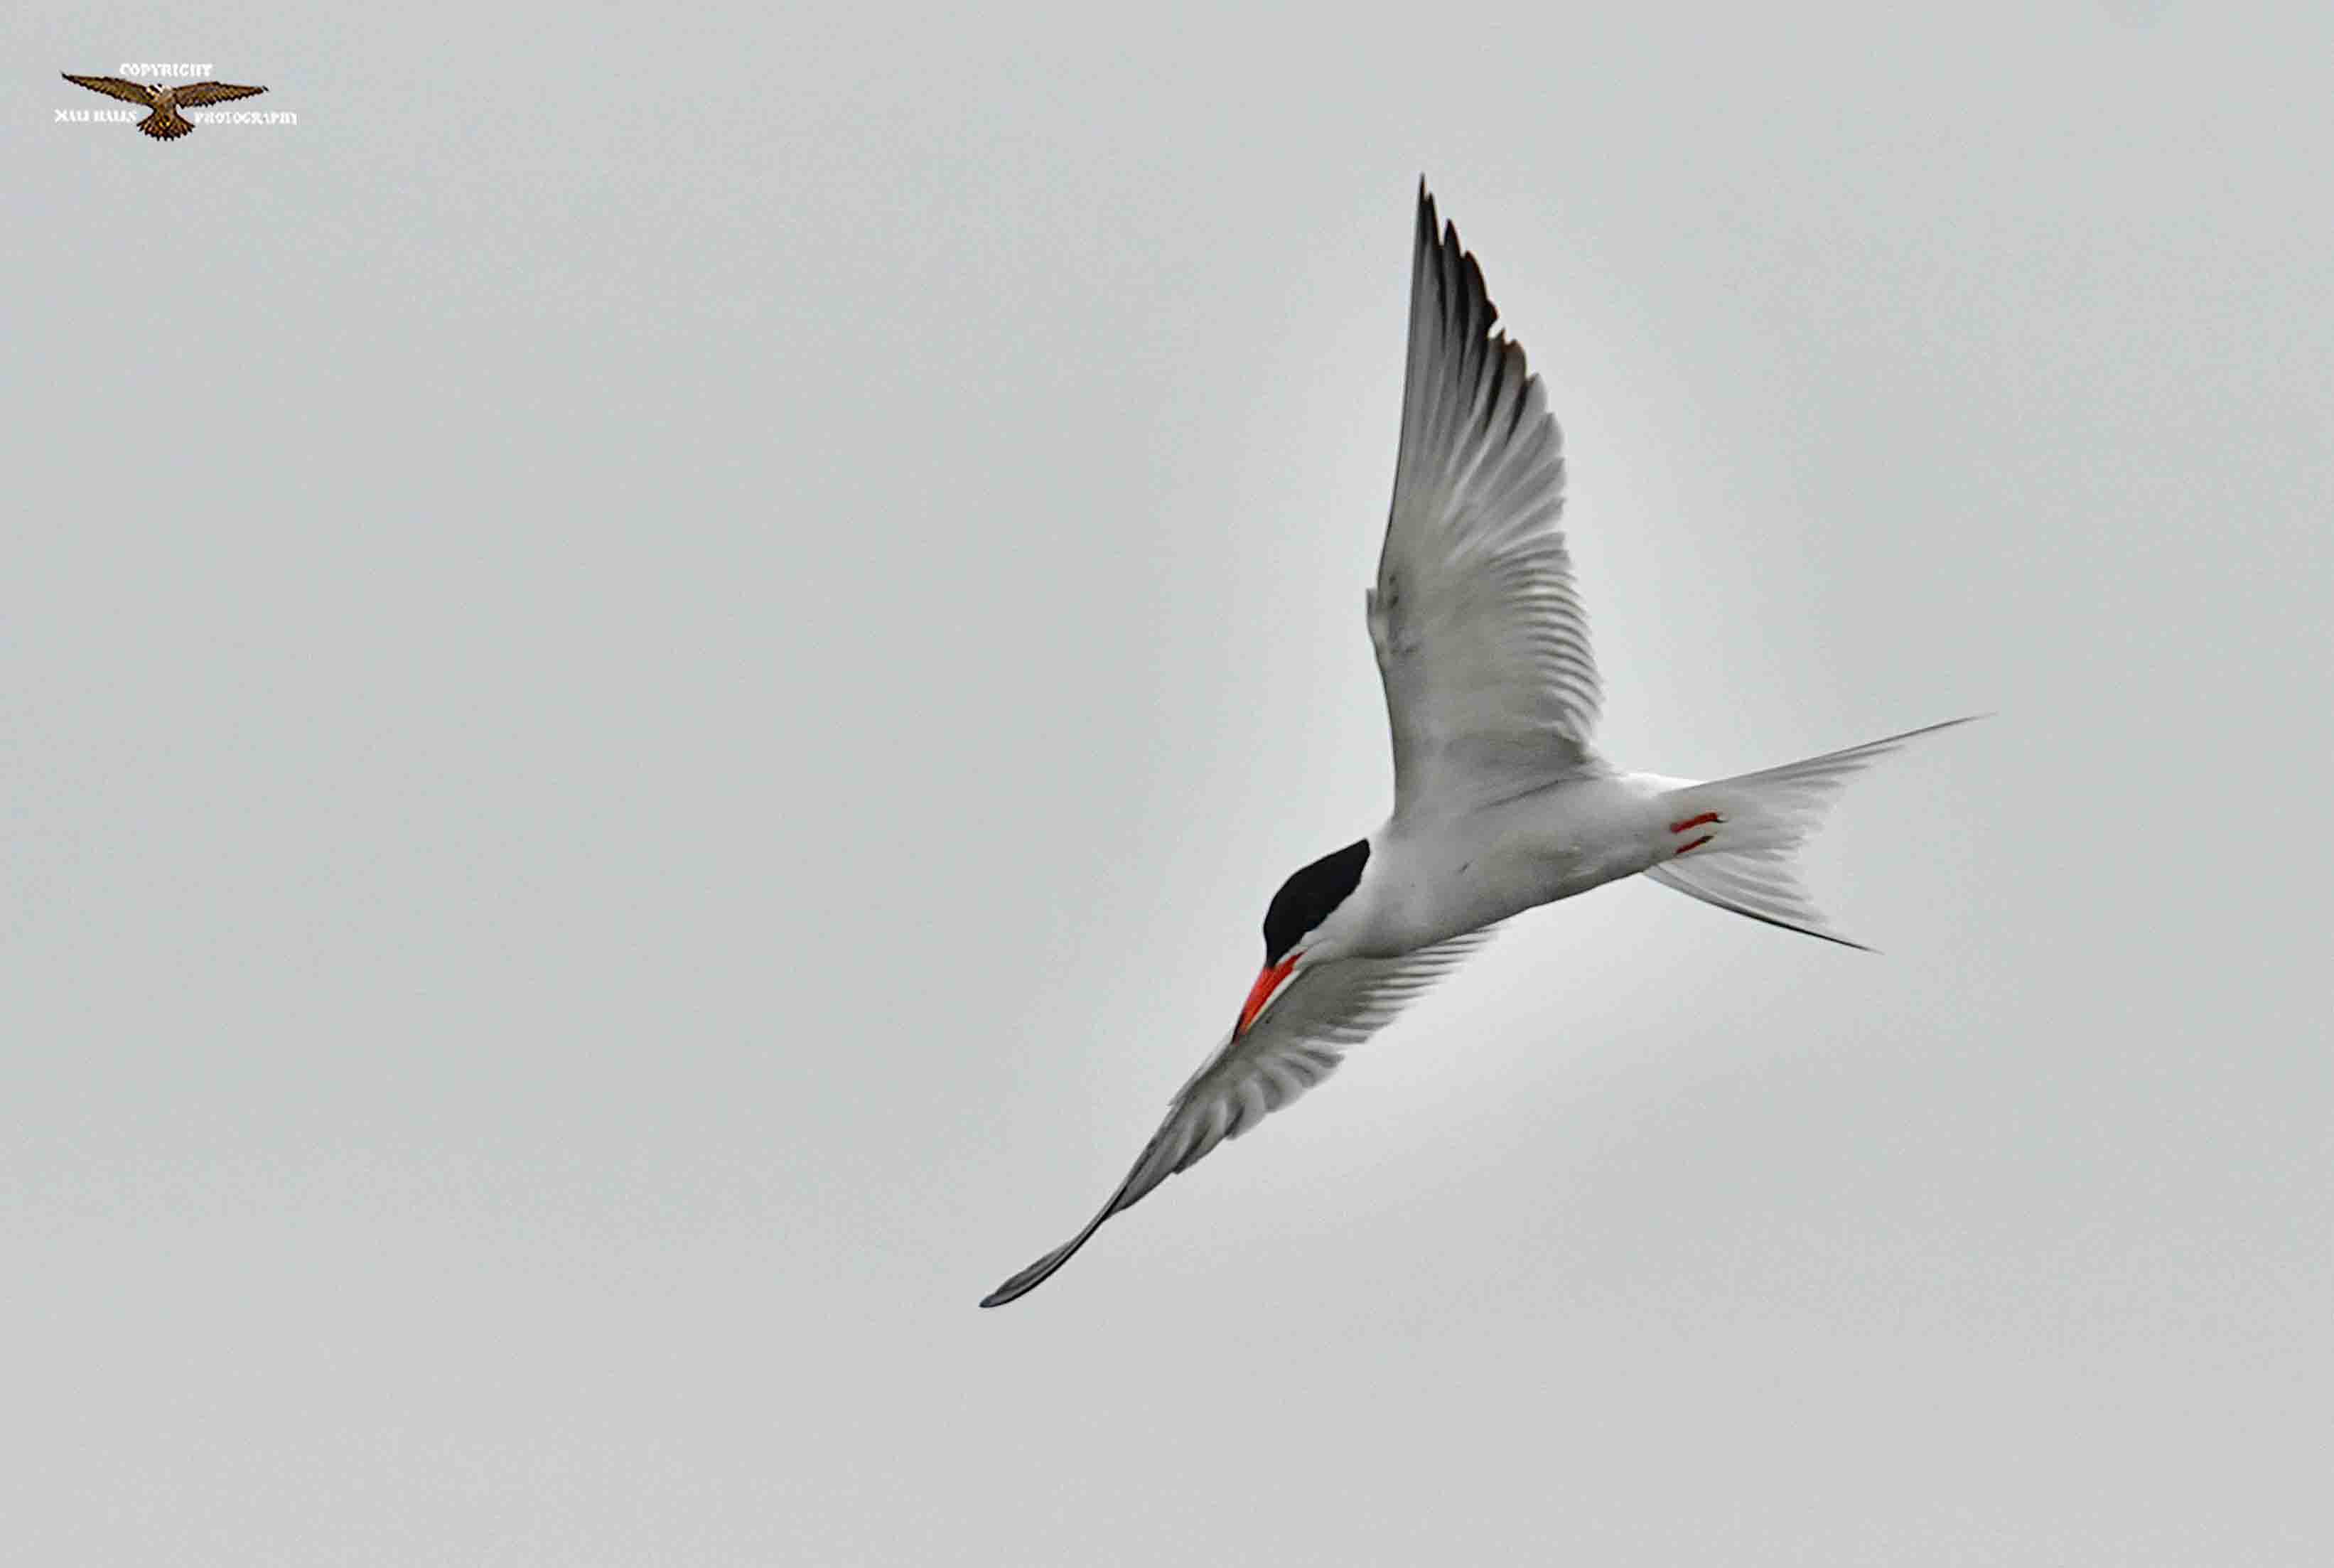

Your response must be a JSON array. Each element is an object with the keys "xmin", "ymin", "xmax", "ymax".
[
  {"xmin": 980, "ymin": 928, "xmax": 1497, "ymax": 1307},
  {"xmin": 172, "ymin": 82, "xmax": 267, "ymax": 107},
  {"xmin": 63, "ymin": 75, "xmax": 158, "ymax": 107},
  {"xmin": 1369, "ymin": 183, "xmax": 1603, "ymax": 818}
]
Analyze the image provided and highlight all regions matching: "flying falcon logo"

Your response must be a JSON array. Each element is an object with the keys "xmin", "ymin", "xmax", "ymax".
[{"xmin": 62, "ymin": 74, "xmax": 267, "ymax": 140}]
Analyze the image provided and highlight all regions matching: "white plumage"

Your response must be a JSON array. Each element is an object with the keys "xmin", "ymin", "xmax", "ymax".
[{"xmin": 981, "ymin": 184, "xmax": 1976, "ymax": 1308}]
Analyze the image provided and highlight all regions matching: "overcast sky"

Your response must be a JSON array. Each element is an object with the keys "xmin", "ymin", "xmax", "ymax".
[{"xmin": 6, "ymin": 1, "xmax": 2329, "ymax": 1563}]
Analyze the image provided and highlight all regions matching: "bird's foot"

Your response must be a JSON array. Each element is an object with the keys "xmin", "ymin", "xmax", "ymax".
[{"xmin": 1668, "ymin": 810, "xmax": 1721, "ymax": 856}]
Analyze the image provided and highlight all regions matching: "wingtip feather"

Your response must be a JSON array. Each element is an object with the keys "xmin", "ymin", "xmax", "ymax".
[{"xmin": 978, "ymin": 1230, "xmax": 1093, "ymax": 1309}]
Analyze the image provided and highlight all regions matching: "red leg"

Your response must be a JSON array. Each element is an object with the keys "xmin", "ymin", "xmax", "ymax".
[
  {"xmin": 1673, "ymin": 834, "xmax": 1713, "ymax": 857},
  {"xmin": 1668, "ymin": 812, "xmax": 1721, "ymax": 834}
]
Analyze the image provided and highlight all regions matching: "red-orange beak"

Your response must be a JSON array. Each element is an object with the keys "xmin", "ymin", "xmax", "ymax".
[{"xmin": 1237, "ymin": 951, "xmax": 1301, "ymax": 1035}]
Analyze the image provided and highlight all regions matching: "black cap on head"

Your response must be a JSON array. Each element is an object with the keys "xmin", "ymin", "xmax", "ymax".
[{"xmin": 1263, "ymin": 839, "xmax": 1370, "ymax": 965}]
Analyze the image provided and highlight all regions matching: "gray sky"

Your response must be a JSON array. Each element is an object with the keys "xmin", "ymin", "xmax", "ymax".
[{"xmin": 6, "ymin": 1, "xmax": 2329, "ymax": 1563}]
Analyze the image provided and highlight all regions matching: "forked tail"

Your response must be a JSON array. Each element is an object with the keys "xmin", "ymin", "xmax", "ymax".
[{"xmin": 1642, "ymin": 716, "xmax": 1982, "ymax": 950}]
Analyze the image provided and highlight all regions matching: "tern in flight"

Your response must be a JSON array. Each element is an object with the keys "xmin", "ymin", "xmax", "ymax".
[{"xmin": 981, "ymin": 183, "xmax": 1976, "ymax": 1308}]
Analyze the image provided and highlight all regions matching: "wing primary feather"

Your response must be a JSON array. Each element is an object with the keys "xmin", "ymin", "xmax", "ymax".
[
  {"xmin": 980, "ymin": 929, "xmax": 1499, "ymax": 1308},
  {"xmin": 173, "ymin": 82, "xmax": 267, "ymax": 107},
  {"xmin": 1376, "ymin": 184, "xmax": 1605, "ymax": 812},
  {"xmin": 63, "ymin": 74, "xmax": 158, "ymax": 106}
]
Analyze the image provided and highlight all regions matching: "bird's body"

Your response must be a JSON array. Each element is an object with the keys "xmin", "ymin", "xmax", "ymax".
[
  {"xmin": 1345, "ymin": 771, "xmax": 1674, "ymax": 957},
  {"xmin": 980, "ymin": 183, "xmax": 1977, "ymax": 1308},
  {"xmin": 142, "ymin": 86, "xmax": 193, "ymax": 141},
  {"xmin": 60, "ymin": 75, "xmax": 267, "ymax": 140}
]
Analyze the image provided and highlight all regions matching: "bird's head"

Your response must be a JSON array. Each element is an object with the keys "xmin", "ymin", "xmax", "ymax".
[{"xmin": 1237, "ymin": 837, "xmax": 1373, "ymax": 1035}]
